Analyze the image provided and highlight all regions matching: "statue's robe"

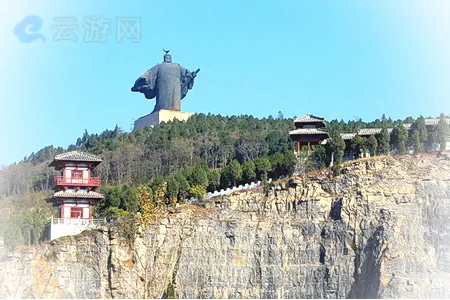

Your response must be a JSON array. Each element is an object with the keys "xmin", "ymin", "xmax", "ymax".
[{"xmin": 131, "ymin": 62, "xmax": 195, "ymax": 113}]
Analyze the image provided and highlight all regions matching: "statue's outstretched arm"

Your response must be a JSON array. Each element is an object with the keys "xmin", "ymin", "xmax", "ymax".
[{"xmin": 131, "ymin": 65, "xmax": 158, "ymax": 99}]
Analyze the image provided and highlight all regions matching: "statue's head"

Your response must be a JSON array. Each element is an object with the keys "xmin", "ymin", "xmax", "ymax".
[
  {"xmin": 163, "ymin": 49, "xmax": 172, "ymax": 63},
  {"xmin": 163, "ymin": 53, "xmax": 172, "ymax": 63}
]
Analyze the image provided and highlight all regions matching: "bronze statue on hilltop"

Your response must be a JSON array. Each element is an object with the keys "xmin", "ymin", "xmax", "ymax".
[{"xmin": 131, "ymin": 50, "xmax": 200, "ymax": 113}]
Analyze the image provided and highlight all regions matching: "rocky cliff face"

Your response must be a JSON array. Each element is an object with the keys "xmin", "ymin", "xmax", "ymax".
[{"xmin": 1, "ymin": 154, "xmax": 450, "ymax": 299}]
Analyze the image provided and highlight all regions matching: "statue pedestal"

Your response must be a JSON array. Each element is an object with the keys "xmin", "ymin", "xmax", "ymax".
[{"xmin": 134, "ymin": 110, "xmax": 194, "ymax": 130}]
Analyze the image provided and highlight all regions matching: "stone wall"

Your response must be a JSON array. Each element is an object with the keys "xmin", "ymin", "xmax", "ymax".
[
  {"xmin": 1, "ymin": 154, "xmax": 450, "ymax": 298},
  {"xmin": 134, "ymin": 110, "xmax": 194, "ymax": 130}
]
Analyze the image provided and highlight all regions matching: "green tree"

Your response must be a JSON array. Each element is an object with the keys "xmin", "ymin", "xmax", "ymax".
[
  {"xmin": 219, "ymin": 167, "xmax": 232, "ymax": 189},
  {"xmin": 403, "ymin": 116, "xmax": 414, "ymax": 123},
  {"xmin": 166, "ymin": 176, "xmax": 180, "ymax": 204},
  {"xmin": 269, "ymin": 152, "xmax": 284, "ymax": 178},
  {"xmin": 229, "ymin": 159, "xmax": 243, "ymax": 186},
  {"xmin": 206, "ymin": 169, "xmax": 220, "ymax": 192},
  {"xmin": 242, "ymin": 161, "xmax": 256, "ymax": 183},
  {"xmin": 410, "ymin": 116, "xmax": 427, "ymax": 153},
  {"xmin": 122, "ymin": 186, "xmax": 139, "ymax": 213},
  {"xmin": 175, "ymin": 173, "xmax": 190, "ymax": 201},
  {"xmin": 392, "ymin": 123, "xmax": 408, "ymax": 154},
  {"xmin": 310, "ymin": 146, "xmax": 326, "ymax": 169},
  {"xmin": 101, "ymin": 186, "xmax": 123, "ymax": 208},
  {"xmin": 411, "ymin": 130, "xmax": 421, "ymax": 154},
  {"xmin": 21, "ymin": 213, "xmax": 41, "ymax": 245},
  {"xmin": 101, "ymin": 206, "xmax": 129, "ymax": 221},
  {"xmin": 254, "ymin": 157, "xmax": 271, "ymax": 181},
  {"xmin": 437, "ymin": 113, "xmax": 449, "ymax": 151},
  {"xmin": 351, "ymin": 136, "xmax": 367, "ymax": 157},
  {"xmin": 187, "ymin": 165, "xmax": 209, "ymax": 188},
  {"xmin": 265, "ymin": 131, "xmax": 290, "ymax": 155},
  {"xmin": 328, "ymin": 130, "xmax": 345, "ymax": 175},
  {"xmin": 377, "ymin": 128, "xmax": 390, "ymax": 155},
  {"xmin": 367, "ymin": 135, "xmax": 378, "ymax": 157}
]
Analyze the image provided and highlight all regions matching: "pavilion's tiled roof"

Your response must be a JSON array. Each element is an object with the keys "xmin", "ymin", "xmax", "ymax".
[
  {"xmin": 357, "ymin": 128, "xmax": 383, "ymax": 135},
  {"xmin": 425, "ymin": 118, "xmax": 450, "ymax": 126},
  {"xmin": 289, "ymin": 128, "xmax": 329, "ymax": 135},
  {"xmin": 50, "ymin": 151, "xmax": 103, "ymax": 165},
  {"xmin": 341, "ymin": 133, "xmax": 357, "ymax": 140},
  {"xmin": 48, "ymin": 190, "xmax": 104, "ymax": 200},
  {"xmin": 357, "ymin": 128, "xmax": 394, "ymax": 136},
  {"xmin": 293, "ymin": 114, "xmax": 326, "ymax": 123}
]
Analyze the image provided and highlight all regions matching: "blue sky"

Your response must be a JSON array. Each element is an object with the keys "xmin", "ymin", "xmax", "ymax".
[{"xmin": 1, "ymin": 0, "xmax": 450, "ymax": 165}]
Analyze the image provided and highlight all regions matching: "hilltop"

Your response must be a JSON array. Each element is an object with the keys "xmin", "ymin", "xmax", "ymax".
[{"xmin": 0, "ymin": 113, "xmax": 448, "ymax": 249}]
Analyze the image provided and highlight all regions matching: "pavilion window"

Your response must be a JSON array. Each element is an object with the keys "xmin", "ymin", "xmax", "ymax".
[
  {"xmin": 72, "ymin": 170, "xmax": 83, "ymax": 178},
  {"xmin": 71, "ymin": 207, "xmax": 83, "ymax": 218}
]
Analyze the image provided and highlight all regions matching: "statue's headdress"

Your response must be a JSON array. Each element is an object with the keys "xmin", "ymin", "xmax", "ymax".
[{"xmin": 163, "ymin": 49, "xmax": 172, "ymax": 63}]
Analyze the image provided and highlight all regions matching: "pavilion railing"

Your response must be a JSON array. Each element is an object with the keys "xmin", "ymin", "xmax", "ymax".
[
  {"xmin": 55, "ymin": 176, "xmax": 101, "ymax": 186},
  {"xmin": 48, "ymin": 216, "xmax": 107, "ymax": 226}
]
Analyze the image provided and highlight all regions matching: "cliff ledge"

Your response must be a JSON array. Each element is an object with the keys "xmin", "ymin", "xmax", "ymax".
[{"xmin": 1, "ymin": 154, "xmax": 450, "ymax": 299}]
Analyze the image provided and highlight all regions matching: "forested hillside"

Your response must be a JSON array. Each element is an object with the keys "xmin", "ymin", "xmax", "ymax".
[
  {"xmin": 0, "ymin": 113, "xmax": 436, "ymax": 198},
  {"xmin": 1, "ymin": 112, "xmax": 448, "ymax": 248},
  {"xmin": 1, "ymin": 114, "xmax": 295, "ymax": 196}
]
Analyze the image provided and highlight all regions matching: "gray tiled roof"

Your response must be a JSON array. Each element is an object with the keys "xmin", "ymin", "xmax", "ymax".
[
  {"xmin": 52, "ymin": 151, "xmax": 103, "ymax": 163},
  {"xmin": 357, "ymin": 128, "xmax": 394, "ymax": 135},
  {"xmin": 50, "ymin": 190, "xmax": 104, "ymax": 199},
  {"xmin": 341, "ymin": 133, "xmax": 357, "ymax": 140},
  {"xmin": 293, "ymin": 114, "xmax": 325, "ymax": 123},
  {"xmin": 289, "ymin": 128, "xmax": 329, "ymax": 135},
  {"xmin": 357, "ymin": 128, "xmax": 383, "ymax": 135},
  {"xmin": 425, "ymin": 118, "xmax": 450, "ymax": 126},
  {"xmin": 338, "ymin": 128, "xmax": 394, "ymax": 139}
]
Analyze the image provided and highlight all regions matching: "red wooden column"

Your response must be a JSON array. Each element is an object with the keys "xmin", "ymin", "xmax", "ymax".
[
  {"xmin": 297, "ymin": 141, "xmax": 301, "ymax": 153},
  {"xmin": 61, "ymin": 200, "xmax": 65, "ymax": 219}
]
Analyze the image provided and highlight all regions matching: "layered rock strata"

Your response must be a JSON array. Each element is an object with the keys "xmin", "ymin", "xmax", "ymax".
[{"xmin": 1, "ymin": 154, "xmax": 449, "ymax": 298}]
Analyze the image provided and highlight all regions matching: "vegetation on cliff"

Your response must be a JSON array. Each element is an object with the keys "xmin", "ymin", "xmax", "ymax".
[{"xmin": 0, "ymin": 113, "xmax": 449, "ymax": 249}]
